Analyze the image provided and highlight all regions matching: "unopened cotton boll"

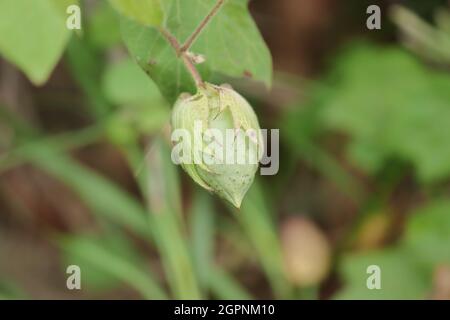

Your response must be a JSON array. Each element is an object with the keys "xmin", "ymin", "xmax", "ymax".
[
  {"xmin": 171, "ymin": 83, "xmax": 263, "ymax": 208},
  {"xmin": 280, "ymin": 216, "xmax": 331, "ymax": 287}
]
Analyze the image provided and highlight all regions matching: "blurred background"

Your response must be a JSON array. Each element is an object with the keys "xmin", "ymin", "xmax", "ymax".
[{"xmin": 1, "ymin": 0, "xmax": 450, "ymax": 299}]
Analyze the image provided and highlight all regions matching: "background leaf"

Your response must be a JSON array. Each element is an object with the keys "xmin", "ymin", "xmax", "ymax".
[
  {"xmin": 337, "ymin": 199, "xmax": 450, "ymax": 300},
  {"xmin": 101, "ymin": 58, "xmax": 170, "ymax": 143},
  {"xmin": 0, "ymin": 0, "xmax": 78, "ymax": 84},
  {"xmin": 319, "ymin": 43, "xmax": 450, "ymax": 183},
  {"xmin": 405, "ymin": 199, "xmax": 450, "ymax": 268},
  {"xmin": 86, "ymin": 1, "xmax": 122, "ymax": 49},
  {"xmin": 336, "ymin": 248, "xmax": 429, "ymax": 300},
  {"xmin": 102, "ymin": 58, "xmax": 164, "ymax": 106},
  {"xmin": 108, "ymin": 0, "xmax": 163, "ymax": 26}
]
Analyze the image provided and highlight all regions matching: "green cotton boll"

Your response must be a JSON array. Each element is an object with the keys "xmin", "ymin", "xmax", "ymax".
[{"xmin": 171, "ymin": 83, "xmax": 263, "ymax": 208}]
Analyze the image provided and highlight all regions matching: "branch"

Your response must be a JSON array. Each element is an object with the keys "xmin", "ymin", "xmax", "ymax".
[
  {"xmin": 181, "ymin": 54, "xmax": 204, "ymax": 88},
  {"xmin": 179, "ymin": 0, "xmax": 226, "ymax": 53},
  {"xmin": 157, "ymin": 0, "xmax": 227, "ymax": 88},
  {"xmin": 158, "ymin": 27, "xmax": 205, "ymax": 88},
  {"xmin": 158, "ymin": 27, "xmax": 181, "ymax": 52}
]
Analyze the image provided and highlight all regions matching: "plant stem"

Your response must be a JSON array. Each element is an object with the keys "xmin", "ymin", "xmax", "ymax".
[
  {"xmin": 180, "ymin": 0, "xmax": 226, "ymax": 53},
  {"xmin": 181, "ymin": 54, "xmax": 204, "ymax": 87},
  {"xmin": 158, "ymin": 27, "xmax": 205, "ymax": 88},
  {"xmin": 157, "ymin": 0, "xmax": 226, "ymax": 88},
  {"xmin": 158, "ymin": 27, "xmax": 181, "ymax": 52}
]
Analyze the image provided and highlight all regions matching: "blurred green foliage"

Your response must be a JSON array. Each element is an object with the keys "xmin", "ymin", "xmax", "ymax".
[
  {"xmin": 0, "ymin": 0, "xmax": 78, "ymax": 84},
  {"xmin": 61, "ymin": 231, "xmax": 167, "ymax": 299},
  {"xmin": 108, "ymin": 0, "xmax": 163, "ymax": 26},
  {"xmin": 285, "ymin": 43, "xmax": 450, "ymax": 184},
  {"xmin": 338, "ymin": 199, "xmax": 450, "ymax": 299},
  {"xmin": 322, "ymin": 44, "xmax": 450, "ymax": 183},
  {"xmin": 0, "ymin": 0, "xmax": 449, "ymax": 300}
]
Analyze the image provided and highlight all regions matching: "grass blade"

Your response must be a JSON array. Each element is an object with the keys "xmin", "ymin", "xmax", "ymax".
[
  {"xmin": 144, "ymin": 138, "xmax": 201, "ymax": 299},
  {"xmin": 236, "ymin": 180, "xmax": 292, "ymax": 299},
  {"xmin": 13, "ymin": 142, "xmax": 150, "ymax": 238},
  {"xmin": 61, "ymin": 235, "xmax": 167, "ymax": 299}
]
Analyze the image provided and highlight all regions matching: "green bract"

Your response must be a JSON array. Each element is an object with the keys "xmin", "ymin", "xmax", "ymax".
[{"xmin": 171, "ymin": 83, "xmax": 263, "ymax": 208}]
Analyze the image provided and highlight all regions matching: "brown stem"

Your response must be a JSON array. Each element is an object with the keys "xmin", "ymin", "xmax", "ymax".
[
  {"xmin": 158, "ymin": 27, "xmax": 181, "ymax": 52},
  {"xmin": 181, "ymin": 54, "xmax": 204, "ymax": 87},
  {"xmin": 179, "ymin": 0, "xmax": 226, "ymax": 53},
  {"xmin": 158, "ymin": 27, "xmax": 204, "ymax": 88}
]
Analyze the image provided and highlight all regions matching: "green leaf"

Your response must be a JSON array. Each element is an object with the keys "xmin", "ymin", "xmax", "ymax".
[
  {"xmin": 336, "ymin": 248, "xmax": 429, "ymax": 299},
  {"xmin": 102, "ymin": 58, "xmax": 164, "ymax": 106},
  {"xmin": 337, "ymin": 199, "xmax": 450, "ymax": 299},
  {"xmin": 281, "ymin": 86, "xmax": 365, "ymax": 201},
  {"xmin": 86, "ymin": 1, "xmax": 122, "ymax": 49},
  {"xmin": 66, "ymin": 37, "xmax": 112, "ymax": 118},
  {"xmin": 163, "ymin": 0, "xmax": 272, "ymax": 86},
  {"xmin": 101, "ymin": 58, "xmax": 170, "ymax": 142},
  {"xmin": 0, "ymin": 0, "xmax": 77, "ymax": 85},
  {"xmin": 404, "ymin": 199, "xmax": 450, "ymax": 267},
  {"xmin": 108, "ymin": 0, "xmax": 163, "ymax": 26},
  {"xmin": 121, "ymin": 0, "xmax": 272, "ymax": 103},
  {"xmin": 320, "ymin": 43, "xmax": 450, "ymax": 183},
  {"xmin": 120, "ymin": 18, "xmax": 203, "ymax": 104}
]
